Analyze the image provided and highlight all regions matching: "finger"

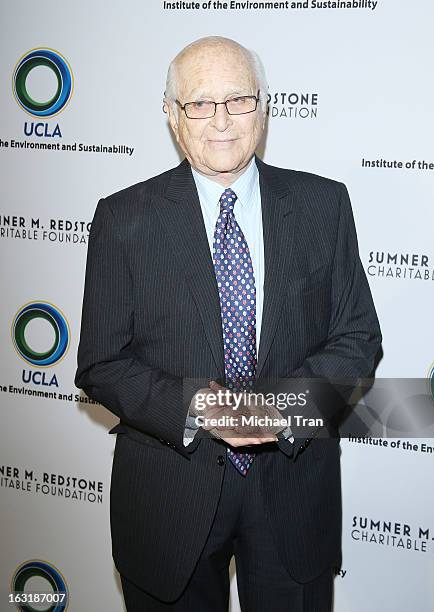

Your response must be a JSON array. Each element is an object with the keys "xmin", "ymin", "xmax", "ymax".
[
  {"xmin": 248, "ymin": 435, "xmax": 278, "ymax": 444},
  {"xmin": 204, "ymin": 404, "xmax": 233, "ymax": 420},
  {"xmin": 199, "ymin": 405, "xmax": 236, "ymax": 430},
  {"xmin": 209, "ymin": 380, "xmax": 225, "ymax": 391},
  {"xmin": 264, "ymin": 435, "xmax": 278, "ymax": 442},
  {"xmin": 208, "ymin": 381, "xmax": 235, "ymax": 408},
  {"xmin": 208, "ymin": 428, "xmax": 223, "ymax": 439},
  {"xmin": 208, "ymin": 381, "xmax": 234, "ymax": 402}
]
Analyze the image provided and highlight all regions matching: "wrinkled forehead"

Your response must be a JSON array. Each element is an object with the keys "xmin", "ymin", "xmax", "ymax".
[{"xmin": 175, "ymin": 44, "xmax": 256, "ymax": 100}]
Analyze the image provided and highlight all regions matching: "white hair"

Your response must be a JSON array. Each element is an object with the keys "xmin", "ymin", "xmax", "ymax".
[{"xmin": 164, "ymin": 37, "xmax": 268, "ymax": 115}]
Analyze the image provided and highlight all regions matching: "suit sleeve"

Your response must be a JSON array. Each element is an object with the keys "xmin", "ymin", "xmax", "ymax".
[
  {"xmin": 273, "ymin": 182, "xmax": 382, "ymax": 457},
  {"xmin": 75, "ymin": 198, "xmax": 197, "ymax": 458}
]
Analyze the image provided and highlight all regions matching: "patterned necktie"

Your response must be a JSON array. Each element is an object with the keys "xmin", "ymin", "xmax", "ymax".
[{"xmin": 212, "ymin": 188, "xmax": 257, "ymax": 476}]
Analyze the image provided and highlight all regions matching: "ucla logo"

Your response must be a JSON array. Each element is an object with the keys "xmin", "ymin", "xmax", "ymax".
[
  {"xmin": 13, "ymin": 48, "xmax": 73, "ymax": 138},
  {"xmin": 13, "ymin": 48, "xmax": 73, "ymax": 117},
  {"xmin": 12, "ymin": 301, "xmax": 70, "ymax": 368},
  {"xmin": 11, "ymin": 559, "xmax": 69, "ymax": 611}
]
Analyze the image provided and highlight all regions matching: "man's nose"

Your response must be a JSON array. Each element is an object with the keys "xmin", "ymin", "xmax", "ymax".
[{"xmin": 211, "ymin": 102, "xmax": 232, "ymax": 131}]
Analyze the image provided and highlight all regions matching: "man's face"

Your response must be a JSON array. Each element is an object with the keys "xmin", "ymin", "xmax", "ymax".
[{"xmin": 167, "ymin": 45, "xmax": 266, "ymax": 184}]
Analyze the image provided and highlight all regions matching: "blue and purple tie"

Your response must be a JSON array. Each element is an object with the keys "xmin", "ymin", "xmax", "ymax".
[{"xmin": 213, "ymin": 188, "xmax": 257, "ymax": 476}]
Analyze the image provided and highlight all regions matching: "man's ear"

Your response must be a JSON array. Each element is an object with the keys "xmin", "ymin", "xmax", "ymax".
[
  {"xmin": 164, "ymin": 100, "xmax": 179, "ymax": 142},
  {"xmin": 261, "ymin": 107, "xmax": 267, "ymax": 130}
]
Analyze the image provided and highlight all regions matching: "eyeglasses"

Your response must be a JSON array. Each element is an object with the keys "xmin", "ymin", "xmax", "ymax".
[{"xmin": 175, "ymin": 91, "xmax": 260, "ymax": 119}]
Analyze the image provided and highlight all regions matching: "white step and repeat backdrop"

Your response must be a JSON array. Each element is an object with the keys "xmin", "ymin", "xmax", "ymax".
[{"xmin": 1, "ymin": 1, "xmax": 433, "ymax": 610}]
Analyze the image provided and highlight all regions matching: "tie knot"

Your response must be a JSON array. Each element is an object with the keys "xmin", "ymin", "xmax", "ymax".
[{"xmin": 219, "ymin": 188, "xmax": 237, "ymax": 215}]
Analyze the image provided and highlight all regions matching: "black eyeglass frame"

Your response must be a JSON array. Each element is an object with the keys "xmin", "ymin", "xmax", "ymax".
[{"xmin": 175, "ymin": 90, "xmax": 261, "ymax": 119}]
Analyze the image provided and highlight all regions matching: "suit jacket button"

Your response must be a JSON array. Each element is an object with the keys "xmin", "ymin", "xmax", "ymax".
[
  {"xmin": 217, "ymin": 455, "xmax": 225, "ymax": 466},
  {"xmin": 299, "ymin": 444, "xmax": 305, "ymax": 453}
]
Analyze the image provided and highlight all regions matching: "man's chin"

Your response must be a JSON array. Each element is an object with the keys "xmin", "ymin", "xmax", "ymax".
[{"xmin": 201, "ymin": 154, "xmax": 246, "ymax": 176}]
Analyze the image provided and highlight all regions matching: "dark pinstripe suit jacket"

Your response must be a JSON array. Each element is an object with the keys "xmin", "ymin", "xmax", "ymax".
[{"xmin": 75, "ymin": 155, "xmax": 381, "ymax": 601}]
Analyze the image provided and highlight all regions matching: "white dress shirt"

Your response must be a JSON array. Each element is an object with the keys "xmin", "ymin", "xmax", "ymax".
[{"xmin": 191, "ymin": 156, "xmax": 264, "ymax": 352}]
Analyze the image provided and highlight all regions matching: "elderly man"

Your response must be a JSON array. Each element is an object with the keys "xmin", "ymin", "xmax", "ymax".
[{"xmin": 75, "ymin": 36, "xmax": 381, "ymax": 611}]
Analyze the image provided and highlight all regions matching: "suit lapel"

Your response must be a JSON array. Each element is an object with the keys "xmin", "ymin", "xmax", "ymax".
[
  {"xmin": 255, "ymin": 156, "xmax": 296, "ymax": 379},
  {"xmin": 154, "ymin": 156, "xmax": 296, "ymax": 381},
  {"xmin": 155, "ymin": 158, "xmax": 225, "ymax": 376}
]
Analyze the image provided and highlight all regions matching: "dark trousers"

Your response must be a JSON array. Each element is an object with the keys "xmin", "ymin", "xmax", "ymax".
[{"xmin": 120, "ymin": 446, "xmax": 334, "ymax": 611}]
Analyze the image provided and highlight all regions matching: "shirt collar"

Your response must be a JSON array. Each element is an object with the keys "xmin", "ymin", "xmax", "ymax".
[{"xmin": 191, "ymin": 156, "xmax": 258, "ymax": 213}]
